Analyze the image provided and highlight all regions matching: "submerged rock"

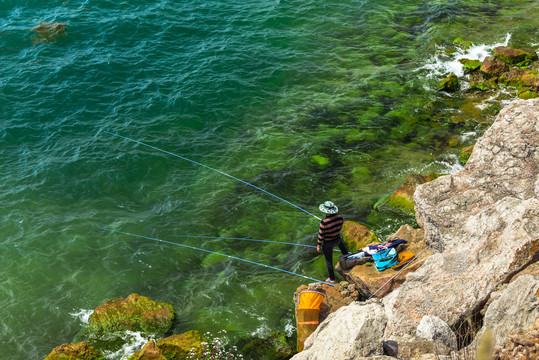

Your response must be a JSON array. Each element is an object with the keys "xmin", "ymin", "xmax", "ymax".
[
  {"xmin": 77, "ymin": 293, "xmax": 175, "ymax": 350},
  {"xmin": 376, "ymin": 173, "xmax": 438, "ymax": 215},
  {"xmin": 480, "ymin": 56, "xmax": 509, "ymax": 78},
  {"xmin": 44, "ymin": 342, "xmax": 105, "ymax": 360},
  {"xmin": 31, "ymin": 21, "xmax": 66, "ymax": 44},
  {"xmin": 240, "ymin": 332, "xmax": 296, "ymax": 360},
  {"xmin": 494, "ymin": 46, "xmax": 538, "ymax": 66},
  {"xmin": 439, "ymin": 74, "xmax": 460, "ymax": 92}
]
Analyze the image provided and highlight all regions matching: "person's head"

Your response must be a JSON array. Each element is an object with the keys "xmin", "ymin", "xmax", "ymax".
[{"xmin": 319, "ymin": 201, "xmax": 338, "ymax": 215}]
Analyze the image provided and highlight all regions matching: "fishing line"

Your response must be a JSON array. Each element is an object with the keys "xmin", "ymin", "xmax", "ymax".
[
  {"xmin": 100, "ymin": 227, "xmax": 334, "ymax": 286},
  {"xmin": 103, "ymin": 131, "xmax": 321, "ymax": 220},
  {"xmin": 169, "ymin": 234, "xmax": 341, "ymax": 252}
]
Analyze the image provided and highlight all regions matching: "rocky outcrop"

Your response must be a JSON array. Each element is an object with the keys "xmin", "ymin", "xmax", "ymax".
[
  {"xmin": 292, "ymin": 98, "xmax": 539, "ymax": 359},
  {"xmin": 492, "ymin": 318, "xmax": 539, "ymax": 360},
  {"xmin": 383, "ymin": 98, "xmax": 539, "ymax": 341},
  {"xmin": 77, "ymin": 293, "xmax": 175, "ymax": 350},
  {"xmin": 44, "ymin": 342, "xmax": 105, "ymax": 360},
  {"xmin": 338, "ymin": 224, "xmax": 431, "ymax": 299},
  {"xmin": 292, "ymin": 301, "xmax": 387, "ymax": 360}
]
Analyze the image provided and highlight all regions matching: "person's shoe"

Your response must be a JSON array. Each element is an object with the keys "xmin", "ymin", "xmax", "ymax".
[{"xmin": 325, "ymin": 278, "xmax": 335, "ymax": 284}]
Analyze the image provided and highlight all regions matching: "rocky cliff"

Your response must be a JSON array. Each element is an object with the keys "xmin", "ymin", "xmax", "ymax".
[{"xmin": 292, "ymin": 98, "xmax": 539, "ymax": 360}]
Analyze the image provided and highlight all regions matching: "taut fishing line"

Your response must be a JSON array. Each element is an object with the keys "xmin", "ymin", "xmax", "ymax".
[
  {"xmin": 99, "ymin": 227, "xmax": 334, "ymax": 286},
  {"xmin": 103, "ymin": 131, "xmax": 321, "ymax": 220}
]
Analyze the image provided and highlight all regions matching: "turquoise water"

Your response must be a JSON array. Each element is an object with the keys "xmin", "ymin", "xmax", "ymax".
[{"xmin": 1, "ymin": 0, "xmax": 538, "ymax": 358}]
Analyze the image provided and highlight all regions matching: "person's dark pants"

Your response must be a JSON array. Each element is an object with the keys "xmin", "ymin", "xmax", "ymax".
[{"xmin": 322, "ymin": 237, "xmax": 349, "ymax": 281}]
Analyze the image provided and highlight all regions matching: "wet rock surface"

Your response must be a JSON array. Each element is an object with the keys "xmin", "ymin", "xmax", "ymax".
[{"xmin": 44, "ymin": 342, "xmax": 105, "ymax": 360}]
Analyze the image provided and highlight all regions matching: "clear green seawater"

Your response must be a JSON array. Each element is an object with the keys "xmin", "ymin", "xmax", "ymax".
[{"xmin": 1, "ymin": 0, "xmax": 538, "ymax": 358}]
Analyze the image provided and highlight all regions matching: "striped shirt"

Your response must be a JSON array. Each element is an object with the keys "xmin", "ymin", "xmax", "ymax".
[{"xmin": 317, "ymin": 214, "xmax": 344, "ymax": 245}]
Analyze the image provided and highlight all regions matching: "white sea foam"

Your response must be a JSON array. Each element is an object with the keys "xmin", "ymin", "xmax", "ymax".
[
  {"xmin": 70, "ymin": 309, "xmax": 93, "ymax": 324},
  {"xmin": 418, "ymin": 33, "xmax": 512, "ymax": 79}
]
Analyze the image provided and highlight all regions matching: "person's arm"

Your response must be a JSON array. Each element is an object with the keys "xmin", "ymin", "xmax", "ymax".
[{"xmin": 317, "ymin": 221, "xmax": 325, "ymax": 252}]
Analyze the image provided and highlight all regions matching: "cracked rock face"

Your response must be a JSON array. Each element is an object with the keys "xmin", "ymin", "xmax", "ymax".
[{"xmin": 383, "ymin": 98, "xmax": 539, "ymax": 340}]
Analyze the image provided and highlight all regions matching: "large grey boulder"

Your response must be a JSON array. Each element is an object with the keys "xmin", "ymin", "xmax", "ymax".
[
  {"xmin": 382, "ymin": 98, "xmax": 539, "ymax": 340},
  {"xmin": 415, "ymin": 98, "xmax": 539, "ymax": 253},
  {"xmin": 477, "ymin": 274, "xmax": 539, "ymax": 346},
  {"xmin": 291, "ymin": 301, "xmax": 387, "ymax": 360}
]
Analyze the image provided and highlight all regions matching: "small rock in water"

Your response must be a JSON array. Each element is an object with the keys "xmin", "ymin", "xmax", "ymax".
[{"xmin": 31, "ymin": 21, "xmax": 67, "ymax": 44}]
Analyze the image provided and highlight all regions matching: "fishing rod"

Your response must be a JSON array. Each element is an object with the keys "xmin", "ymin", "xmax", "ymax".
[
  {"xmin": 103, "ymin": 131, "xmax": 321, "ymax": 220},
  {"xmin": 100, "ymin": 227, "xmax": 334, "ymax": 286},
  {"xmin": 169, "ymin": 234, "xmax": 341, "ymax": 252}
]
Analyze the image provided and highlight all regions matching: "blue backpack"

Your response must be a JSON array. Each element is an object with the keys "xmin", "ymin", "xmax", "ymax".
[{"xmin": 372, "ymin": 248, "xmax": 399, "ymax": 271}]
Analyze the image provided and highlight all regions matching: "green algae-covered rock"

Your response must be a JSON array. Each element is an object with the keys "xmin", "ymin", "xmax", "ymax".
[
  {"xmin": 480, "ymin": 56, "xmax": 509, "ymax": 78},
  {"xmin": 468, "ymin": 81, "xmax": 490, "ymax": 91},
  {"xmin": 493, "ymin": 46, "xmax": 538, "ymax": 66},
  {"xmin": 500, "ymin": 69, "xmax": 539, "ymax": 88},
  {"xmin": 518, "ymin": 89, "xmax": 539, "ymax": 100},
  {"xmin": 439, "ymin": 74, "xmax": 460, "ymax": 92},
  {"xmin": 460, "ymin": 145, "xmax": 474, "ymax": 165},
  {"xmin": 459, "ymin": 58, "xmax": 482, "ymax": 72},
  {"xmin": 453, "ymin": 37, "xmax": 472, "ymax": 50},
  {"xmin": 77, "ymin": 294, "xmax": 175, "ymax": 351},
  {"xmin": 341, "ymin": 220, "xmax": 378, "ymax": 253},
  {"xmin": 378, "ymin": 173, "xmax": 438, "ymax": 215},
  {"xmin": 155, "ymin": 331, "xmax": 206, "ymax": 360},
  {"xmin": 44, "ymin": 342, "xmax": 105, "ymax": 360},
  {"xmin": 128, "ymin": 340, "xmax": 168, "ymax": 360},
  {"xmin": 240, "ymin": 331, "xmax": 296, "ymax": 360}
]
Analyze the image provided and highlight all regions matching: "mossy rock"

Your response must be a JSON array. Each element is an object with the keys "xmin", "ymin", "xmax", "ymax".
[
  {"xmin": 128, "ymin": 340, "xmax": 168, "ymax": 360},
  {"xmin": 499, "ymin": 69, "xmax": 539, "ymax": 88},
  {"xmin": 518, "ymin": 89, "xmax": 539, "ymax": 100},
  {"xmin": 460, "ymin": 145, "xmax": 474, "ymax": 165},
  {"xmin": 378, "ymin": 173, "xmax": 438, "ymax": 215},
  {"xmin": 439, "ymin": 74, "xmax": 460, "ymax": 92},
  {"xmin": 493, "ymin": 46, "xmax": 538, "ymax": 65},
  {"xmin": 77, "ymin": 294, "xmax": 175, "ymax": 351},
  {"xmin": 341, "ymin": 221, "xmax": 378, "ymax": 253},
  {"xmin": 240, "ymin": 331, "xmax": 296, "ymax": 360},
  {"xmin": 44, "ymin": 342, "xmax": 105, "ymax": 360},
  {"xmin": 459, "ymin": 58, "xmax": 482, "ymax": 72},
  {"xmin": 153, "ymin": 331, "xmax": 206, "ymax": 360},
  {"xmin": 468, "ymin": 81, "xmax": 489, "ymax": 91},
  {"xmin": 453, "ymin": 37, "xmax": 472, "ymax": 50}
]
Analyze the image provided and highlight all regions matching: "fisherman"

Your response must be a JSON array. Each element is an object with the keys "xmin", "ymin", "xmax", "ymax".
[{"xmin": 317, "ymin": 201, "xmax": 349, "ymax": 283}]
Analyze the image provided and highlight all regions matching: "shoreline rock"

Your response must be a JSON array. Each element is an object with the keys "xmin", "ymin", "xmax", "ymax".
[{"xmin": 291, "ymin": 98, "xmax": 539, "ymax": 360}]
